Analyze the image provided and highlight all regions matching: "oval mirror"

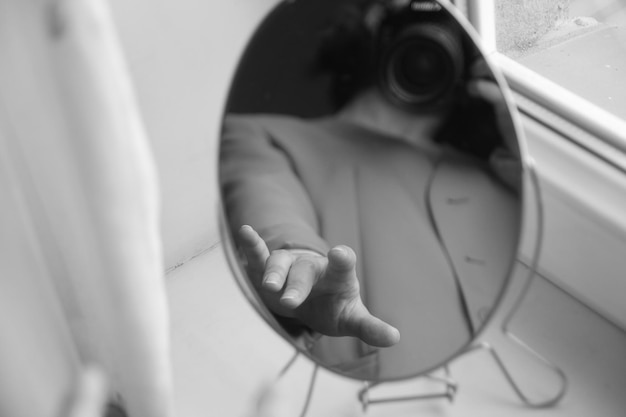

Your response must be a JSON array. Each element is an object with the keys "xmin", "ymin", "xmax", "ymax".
[{"xmin": 219, "ymin": 0, "xmax": 525, "ymax": 381}]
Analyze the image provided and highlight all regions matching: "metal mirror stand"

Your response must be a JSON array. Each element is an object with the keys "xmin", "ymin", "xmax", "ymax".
[{"xmin": 271, "ymin": 161, "xmax": 568, "ymax": 416}]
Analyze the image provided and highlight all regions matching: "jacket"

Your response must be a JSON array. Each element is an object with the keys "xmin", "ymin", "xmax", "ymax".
[{"xmin": 220, "ymin": 113, "xmax": 521, "ymax": 379}]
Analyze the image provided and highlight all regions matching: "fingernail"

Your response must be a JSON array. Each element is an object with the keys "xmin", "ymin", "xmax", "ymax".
[
  {"xmin": 391, "ymin": 327, "xmax": 401, "ymax": 342},
  {"xmin": 332, "ymin": 246, "xmax": 347, "ymax": 257},
  {"xmin": 263, "ymin": 273, "xmax": 281, "ymax": 291},
  {"xmin": 281, "ymin": 289, "xmax": 300, "ymax": 307}
]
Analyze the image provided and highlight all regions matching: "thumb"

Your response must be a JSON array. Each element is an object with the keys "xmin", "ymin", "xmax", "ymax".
[
  {"xmin": 327, "ymin": 246, "xmax": 401, "ymax": 347},
  {"xmin": 345, "ymin": 302, "xmax": 401, "ymax": 348}
]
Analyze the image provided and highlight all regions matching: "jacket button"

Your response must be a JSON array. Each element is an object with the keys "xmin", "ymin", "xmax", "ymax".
[{"xmin": 446, "ymin": 196, "xmax": 469, "ymax": 205}]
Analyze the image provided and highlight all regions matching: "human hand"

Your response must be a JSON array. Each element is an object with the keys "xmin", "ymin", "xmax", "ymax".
[
  {"xmin": 467, "ymin": 59, "xmax": 520, "ymax": 155},
  {"xmin": 467, "ymin": 59, "xmax": 522, "ymax": 190},
  {"xmin": 488, "ymin": 146, "xmax": 523, "ymax": 191},
  {"xmin": 237, "ymin": 225, "xmax": 400, "ymax": 347}
]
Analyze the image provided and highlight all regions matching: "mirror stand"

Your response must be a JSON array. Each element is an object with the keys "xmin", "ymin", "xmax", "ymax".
[
  {"xmin": 272, "ymin": 162, "xmax": 567, "ymax": 415},
  {"xmin": 358, "ymin": 368, "xmax": 458, "ymax": 412},
  {"xmin": 275, "ymin": 350, "xmax": 319, "ymax": 417},
  {"xmin": 274, "ymin": 349, "xmax": 457, "ymax": 417},
  {"xmin": 464, "ymin": 339, "xmax": 567, "ymax": 408},
  {"xmin": 457, "ymin": 161, "xmax": 568, "ymax": 408}
]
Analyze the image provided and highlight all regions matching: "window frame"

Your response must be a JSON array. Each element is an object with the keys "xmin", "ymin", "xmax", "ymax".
[{"xmin": 494, "ymin": 52, "xmax": 626, "ymax": 330}]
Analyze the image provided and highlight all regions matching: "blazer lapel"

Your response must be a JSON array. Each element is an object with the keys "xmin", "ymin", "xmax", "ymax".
[{"xmin": 428, "ymin": 157, "xmax": 522, "ymax": 331}]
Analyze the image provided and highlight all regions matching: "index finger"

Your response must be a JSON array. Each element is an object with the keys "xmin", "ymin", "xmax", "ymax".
[{"xmin": 237, "ymin": 225, "xmax": 270, "ymax": 272}]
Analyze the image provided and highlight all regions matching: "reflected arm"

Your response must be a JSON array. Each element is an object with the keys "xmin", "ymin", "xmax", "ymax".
[
  {"xmin": 220, "ymin": 114, "xmax": 330, "ymax": 254},
  {"xmin": 219, "ymin": 116, "xmax": 401, "ymax": 347}
]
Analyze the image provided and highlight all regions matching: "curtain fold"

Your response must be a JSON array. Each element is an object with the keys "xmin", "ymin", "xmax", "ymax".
[{"xmin": 0, "ymin": 1, "xmax": 174, "ymax": 416}]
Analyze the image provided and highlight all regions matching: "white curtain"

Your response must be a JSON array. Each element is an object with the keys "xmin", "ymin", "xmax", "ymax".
[{"xmin": 0, "ymin": 1, "xmax": 174, "ymax": 416}]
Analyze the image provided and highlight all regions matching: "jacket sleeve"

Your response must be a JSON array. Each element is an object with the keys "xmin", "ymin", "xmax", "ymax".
[{"xmin": 219, "ymin": 114, "xmax": 330, "ymax": 254}]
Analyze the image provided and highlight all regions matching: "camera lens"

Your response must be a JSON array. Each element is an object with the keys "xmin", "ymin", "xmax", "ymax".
[
  {"xmin": 392, "ymin": 40, "xmax": 450, "ymax": 95},
  {"xmin": 381, "ymin": 22, "xmax": 463, "ymax": 109}
]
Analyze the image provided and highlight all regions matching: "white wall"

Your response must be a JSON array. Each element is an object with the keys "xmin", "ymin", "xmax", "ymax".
[{"xmin": 107, "ymin": 0, "xmax": 279, "ymax": 269}]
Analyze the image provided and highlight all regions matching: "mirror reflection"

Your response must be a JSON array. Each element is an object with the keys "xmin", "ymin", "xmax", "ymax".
[{"xmin": 219, "ymin": 0, "xmax": 523, "ymax": 380}]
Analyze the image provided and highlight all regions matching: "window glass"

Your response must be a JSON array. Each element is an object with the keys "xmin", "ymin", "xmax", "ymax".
[{"xmin": 495, "ymin": 0, "xmax": 626, "ymax": 120}]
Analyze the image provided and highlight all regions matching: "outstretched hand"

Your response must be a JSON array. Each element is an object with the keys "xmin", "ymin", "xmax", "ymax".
[{"xmin": 237, "ymin": 225, "xmax": 400, "ymax": 348}]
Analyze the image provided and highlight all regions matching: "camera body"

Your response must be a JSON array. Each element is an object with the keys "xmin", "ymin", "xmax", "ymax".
[{"xmin": 374, "ymin": 0, "xmax": 465, "ymax": 111}]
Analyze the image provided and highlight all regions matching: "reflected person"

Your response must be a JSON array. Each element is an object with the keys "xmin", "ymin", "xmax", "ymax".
[{"xmin": 220, "ymin": 0, "xmax": 521, "ymax": 360}]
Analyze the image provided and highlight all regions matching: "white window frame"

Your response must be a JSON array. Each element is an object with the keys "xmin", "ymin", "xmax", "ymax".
[
  {"xmin": 500, "ymin": 54, "xmax": 626, "ymax": 331},
  {"xmin": 465, "ymin": 0, "xmax": 626, "ymax": 329}
]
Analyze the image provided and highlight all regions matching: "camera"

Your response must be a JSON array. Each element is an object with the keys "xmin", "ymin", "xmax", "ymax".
[{"xmin": 375, "ymin": 0, "xmax": 465, "ymax": 110}]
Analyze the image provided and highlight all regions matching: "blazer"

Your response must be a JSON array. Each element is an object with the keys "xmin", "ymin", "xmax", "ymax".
[{"xmin": 220, "ymin": 113, "xmax": 521, "ymax": 379}]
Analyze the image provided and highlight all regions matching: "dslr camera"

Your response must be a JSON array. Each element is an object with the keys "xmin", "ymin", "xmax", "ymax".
[{"xmin": 374, "ymin": 0, "xmax": 466, "ymax": 110}]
